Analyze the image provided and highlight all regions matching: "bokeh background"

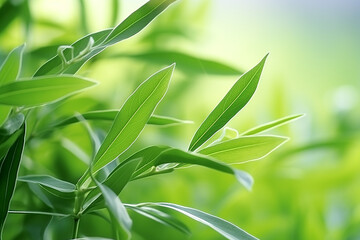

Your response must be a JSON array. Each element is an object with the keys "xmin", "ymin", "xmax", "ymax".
[{"xmin": 1, "ymin": 0, "xmax": 360, "ymax": 239}]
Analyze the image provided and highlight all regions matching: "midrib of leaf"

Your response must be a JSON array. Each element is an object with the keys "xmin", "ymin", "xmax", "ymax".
[
  {"xmin": 95, "ymin": 70, "xmax": 171, "ymax": 167},
  {"xmin": 191, "ymin": 66, "xmax": 262, "ymax": 151},
  {"xmin": 0, "ymin": 84, "xmax": 87, "ymax": 99},
  {"xmin": 104, "ymin": 1, "xmax": 165, "ymax": 45},
  {"xmin": 203, "ymin": 141, "xmax": 272, "ymax": 156},
  {"xmin": 2, "ymin": 139, "xmax": 20, "ymax": 215}
]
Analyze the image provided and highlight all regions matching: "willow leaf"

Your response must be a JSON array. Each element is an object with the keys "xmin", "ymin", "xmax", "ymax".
[
  {"xmin": 34, "ymin": 0, "xmax": 177, "ymax": 76},
  {"xmin": 0, "ymin": 75, "xmax": 97, "ymax": 107},
  {"xmin": 103, "ymin": 0, "xmax": 177, "ymax": 46},
  {"xmin": 18, "ymin": 175, "xmax": 76, "ymax": 199},
  {"xmin": 199, "ymin": 135, "xmax": 288, "ymax": 164},
  {"xmin": 0, "ymin": 44, "xmax": 25, "ymax": 125},
  {"xmin": 126, "ymin": 205, "xmax": 190, "ymax": 235},
  {"xmin": 189, "ymin": 54, "xmax": 268, "ymax": 151},
  {"xmin": 154, "ymin": 148, "xmax": 253, "ymax": 190},
  {"xmin": 112, "ymin": 50, "xmax": 241, "ymax": 75},
  {"xmin": 52, "ymin": 110, "xmax": 191, "ymax": 128},
  {"xmin": 0, "ymin": 125, "xmax": 25, "ymax": 236},
  {"xmin": 92, "ymin": 64, "xmax": 175, "ymax": 173},
  {"xmin": 140, "ymin": 202, "xmax": 258, "ymax": 240},
  {"xmin": 241, "ymin": 114, "xmax": 304, "ymax": 136}
]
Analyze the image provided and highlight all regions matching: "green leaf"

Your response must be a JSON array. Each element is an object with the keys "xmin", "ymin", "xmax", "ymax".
[
  {"xmin": 154, "ymin": 148, "xmax": 253, "ymax": 190},
  {"xmin": 92, "ymin": 64, "xmax": 175, "ymax": 173},
  {"xmin": 27, "ymin": 183, "xmax": 74, "ymax": 213},
  {"xmin": 198, "ymin": 135, "xmax": 288, "ymax": 164},
  {"xmin": 0, "ymin": 44, "xmax": 25, "ymax": 126},
  {"xmin": 0, "ymin": 130, "xmax": 23, "ymax": 160},
  {"xmin": 34, "ymin": 0, "xmax": 177, "ymax": 76},
  {"xmin": 95, "ymin": 182, "xmax": 132, "ymax": 240},
  {"xmin": 126, "ymin": 205, "xmax": 190, "ymax": 235},
  {"xmin": 189, "ymin": 54, "xmax": 268, "ymax": 152},
  {"xmin": 0, "ymin": 44, "xmax": 25, "ymax": 86},
  {"xmin": 52, "ymin": 110, "xmax": 192, "ymax": 128},
  {"xmin": 0, "ymin": 75, "xmax": 97, "ymax": 107},
  {"xmin": 0, "ymin": 125, "xmax": 25, "ymax": 236},
  {"xmin": 0, "ymin": 113, "xmax": 25, "ymax": 136},
  {"xmin": 103, "ymin": 0, "xmax": 177, "ymax": 46},
  {"xmin": 83, "ymin": 158, "xmax": 140, "ymax": 213},
  {"xmin": 18, "ymin": 175, "xmax": 76, "ymax": 199},
  {"xmin": 34, "ymin": 29, "xmax": 111, "ymax": 76},
  {"xmin": 241, "ymin": 114, "xmax": 305, "ymax": 136},
  {"xmin": 139, "ymin": 202, "xmax": 258, "ymax": 240},
  {"xmin": 111, "ymin": 50, "xmax": 242, "ymax": 75}
]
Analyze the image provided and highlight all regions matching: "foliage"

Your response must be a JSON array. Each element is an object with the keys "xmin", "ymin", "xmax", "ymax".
[{"xmin": 0, "ymin": 0, "xmax": 303, "ymax": 239}]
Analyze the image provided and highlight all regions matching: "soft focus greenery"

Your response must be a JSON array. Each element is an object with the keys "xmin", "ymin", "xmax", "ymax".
[{"xmin": 1, "ymin": 0, "xmax": 359, "ymax": 239}]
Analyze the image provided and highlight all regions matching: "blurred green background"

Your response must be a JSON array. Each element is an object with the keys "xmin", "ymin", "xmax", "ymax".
[{"xmin": 1, "ymin": 0, "xmax": 360, "ymax": 239}]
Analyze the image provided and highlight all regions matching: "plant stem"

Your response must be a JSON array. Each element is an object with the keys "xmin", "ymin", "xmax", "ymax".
[{"xmin": 72, "ymin": 218, "xmax": 80, "ymax": 239}]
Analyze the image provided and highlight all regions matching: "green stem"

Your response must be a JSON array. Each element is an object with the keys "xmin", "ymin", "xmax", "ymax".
[{"xmin": 72, "ymin": 217, "xmax": 80, "ymax": 239}]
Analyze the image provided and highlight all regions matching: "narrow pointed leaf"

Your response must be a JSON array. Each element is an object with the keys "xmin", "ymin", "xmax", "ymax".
[
  {"xmin": 34, "ymin": 29, "xmax": 111, "ymax": 76},
  {"xmin": 18, "ymin": 175, "xmax": 76, "ymax": 199},
  {"xmin": 0, "ymin": 113, "xmax": 25, "ymax": 136},
  {"xmin": 0, "ymin": 44, "xmax": 25, "ymax": 86},
  {"xmin": 141, "ymin": 202, "xmax": 258, "ymax": 240},
  {"xmin": 0, "ymin": 44, "xmax": 25, "ymax": 125},
  {"xmin": 199, "ymin": 135, "xmax": 288, "ymax": 164},
  {"xmin": 0, "ymin": 126, "xmax": 25, "ymax": 236},
  {"xmin": 92, "ymin": 64, "xmax": 175, "ymax": 173},
  {"xmin": 112, "ymin": 50, "xmax": 242, "ymax": 75},
  {"xmin": 52, "ymin": 110, "xmax": 191, "ymax": 128},
  {"xmin": 83, "ymin": 158, "xmax": 140, "ymax": 213},
  {"xmin": 154, "ymin": 148, "xmax": 253, "ymax": 190},
  {"xmin": 0, "ymin": 130, "xmax": 23, "ymax": 160},
  {"xmin": 241, "ymin": 114, "xmax": 304, "ymax": 136},
  {"xmin": 96, "ymin": 182, "xmax": 132, "ymax": 240},
  {"xmin": 34, "ymin": 0, "xmax": 177, "ymax": 76},
  {"xmin": 103, "ymin": 0, "xmax": 177, "ymax": 46},
  {"xmin": 126, "ymin": 205, "xmax": 190, "ymax": 235},
  {"xmin": 189, "ymin": 54, "xmax": 268, "ymax": 151},
  {"xmin": 0, "ymin": 75, "xmax": 97, "ymax": 107}
]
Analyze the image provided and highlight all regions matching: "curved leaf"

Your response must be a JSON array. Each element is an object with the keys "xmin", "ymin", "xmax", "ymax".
[
  {"xmin": 83, "ymin": 158, "xmax": 140, "ymax": 213},
  {"xmin": 18, "ymin": 175, "xmax": 76, "ymax": 199},
  {"xmin": 154, "ymin": 148, "xmax": 253, "ymax": 190},
  {"xmin": 34, "ymin": 0, "xmax": 177, "ymax": 76},
  {"xmin": 140, "ymin": 202, "xmax": 258, "ymax": 240},
  {"xmin": 199, "ymin": 135, "xmax": 288, "ymax": 164},
  {"xmin": 95, "ymin": 182, "xmax": 132, "ymax": 240},
  {"xmin": 0, "ymin": 75, "xmax": 97, "ymax": 107},
  {"xmin": 0, "ymin": 113, "xmax": 25, "ymax": 136},
  {"xmin": 103, "ymin": 0, "xmax": 177, "ymax": 46},
  {"xmin": 112, "ymin": 50, "xmax": 242, "ymax": 75},
  {"xmin": 0, "ymin": 125, "xmax": 25, "ymax": 236},
  {"xmin": 126, "ymin": 205, "xmax": 190, "ymax": 235},
  {"xmin": 0, "ymin": 44, "xmax": 25, "ymax": 125},
  {"xmin": 34, "ymin": 29, "xmax": 111, "ymax": 76},
  {"xmin": 52, "ymin": 110, "xmax": 191, "ymax": 128},
  {"xmin": 189, "ymin": 54, "xmax": 268, "ymax": 151},
  {"xmin": 0, "ymin": 130, "xmax": 23, "ymax": 160},
  {"xmin": 92, "ymin": 64, "xmax": 175, "ymax": 173},
  {"xmin": 241, "ymin": 114, "xmax": 304, "ymax": 136}
]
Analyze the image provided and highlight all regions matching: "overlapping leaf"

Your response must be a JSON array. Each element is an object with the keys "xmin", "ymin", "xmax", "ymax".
[
  {"xmin": 138, "ymin": 202, "xmax": 258, "ymax": 240},
  {"xmin": 0, "ymin": 75, "xmax": 97, "ymax": 107},
  {"xmin": 0, "ymin": 44, "xmax": 25, "ymax": 126},
  {"xmin": 0, "ymin": 125, "xmax": 25, "ymax": 236},
  {"xmin": 92, "ymin": 64, "xmax": 175, "ymax": 173},
  {"xmin": 52, "ymin": 110, "xmax": 191, "ymax": 128},
  {"xmin": 34, "ymin": 0, "xmax": 177, "ymax": 76},
  {"xmin": 189, "ymin": 54, "xmax": 268, "ymax": 151},
  {"xmin": 199, "ymin": 135, "xmax": 288, "ymax": 164}
]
